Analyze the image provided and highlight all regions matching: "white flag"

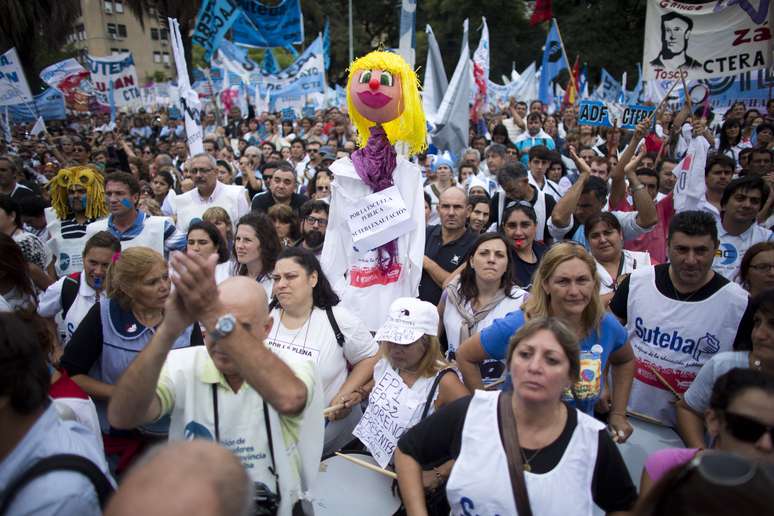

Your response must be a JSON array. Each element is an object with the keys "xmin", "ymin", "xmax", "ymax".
[
  {"xmin": 422, "ymin": 24, "xmax": 448, "ymax": 123},
  {"xmin": 169, "ymin": 17, "xmax": 204, "ymax": 156},
  {"xmin": 30, "ymin": 116, "xmax": 46, "ymax": 136}
]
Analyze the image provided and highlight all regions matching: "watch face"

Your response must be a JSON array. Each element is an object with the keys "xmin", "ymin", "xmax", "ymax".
[{"xmin": 219, "ymin": 316, "xmax": 236, "ymax": 333}]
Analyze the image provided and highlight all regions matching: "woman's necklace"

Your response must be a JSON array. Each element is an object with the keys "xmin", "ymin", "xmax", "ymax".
[
  {"xmin": 520, "ymin": 447, "xmax": 543, "ymax": 472},
  {"xmin": 750, "ymin": 353, "xmax": 763, "ymax": 371},
  {"xmin": 276, "ymin": 308, "xmax": 313, "ymax": 349}
]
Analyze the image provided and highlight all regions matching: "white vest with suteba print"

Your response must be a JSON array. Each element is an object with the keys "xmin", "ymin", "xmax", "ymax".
[{"xmin": 625, "ymin": 266, "xmax": 747, "ymax": 426}]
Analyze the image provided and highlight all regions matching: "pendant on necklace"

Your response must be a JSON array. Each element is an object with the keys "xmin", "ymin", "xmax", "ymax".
[{"xmin": 523, "ymin": 463, "xmax": 531, "ymax": 472}]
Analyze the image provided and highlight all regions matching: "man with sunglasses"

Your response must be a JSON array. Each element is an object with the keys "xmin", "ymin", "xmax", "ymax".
[
  {"xmin": 167, "ymin": 153, "xmax": 250, "ymax": 233},
  {"xmin": 294, "ymin": 200, "xmax": 329, "ymax": 257}
]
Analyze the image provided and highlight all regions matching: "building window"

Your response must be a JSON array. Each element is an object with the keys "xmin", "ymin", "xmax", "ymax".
[
  {"xmin": 160, "ymin": 29, "xmax": 169, "ymax": 41},
  {"xmin": 107, "ymin": 23, "xmax": 117, "ymax": 37},
  {"xmin": 121, "ymin": 48, "xmax": 129, "ymax": 53},
  {"xmin": 153, "ymin": 51, "xmax": 161, "ymax": 63},
  {"xmin": 104, "ymin": 1, "xmax": 112, "ymax": 14},
  {"xmin": 76, "ymin": 24, "xmax": 86, "ymax": 41},
  {"xmin": 111, "ymin": 48, "xmax": 121, "ymax": 55},
  {"xmin": 117, "ymin": 24, "xmax": 127, "ymax": 38},
  {"xmin": 151, "ymin": 28, "xmax": 159, "ymax": 40},
  {"xmin": 162, "ymin": 52, "xmax": 170, "ymax": 64},
  {"xmin": 114, "ymin": 0, "xmax": 124, "ymax": 13}
]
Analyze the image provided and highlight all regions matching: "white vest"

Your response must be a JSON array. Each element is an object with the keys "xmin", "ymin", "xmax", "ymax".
[
  {"xmin": 86, "ymin": 216, "xmax": 167, "ymax": 256},
  {"xmin": 625, "ymin": 266, "xmax": 747, "ymax": 425},
  {"xmin": 446, "ymin": 391, "xmax": 602, "ymax": 516},
  {"xmin": 442, "ymin": 288, "xmax": 526, "ymax": 385},
  {"xmin": 47, "ymin": 219, "xmax": 90, "ymax": 276}
]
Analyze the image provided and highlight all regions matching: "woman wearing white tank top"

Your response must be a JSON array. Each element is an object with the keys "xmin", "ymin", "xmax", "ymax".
[{"xmin": 395, "ymin": 317, "xmax": 637, "ymax": 515}]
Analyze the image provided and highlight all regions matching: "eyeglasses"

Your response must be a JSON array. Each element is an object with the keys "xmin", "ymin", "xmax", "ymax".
[
  {"xmin": 305, "ymin": 216, "xmax": 328, "ymax": 227},
  {"xmin": 190, "ymin": 167, "xmax": 213, "ymax": 175},
  {"xmin": 724, "ymin": 412, "xmax": 774, "ymax": 443},
  {"xmin": 308, "ymin": 148, "xmax": 320, "ymax": 154},
  {"xmin": 749, "ymin": 263, "xmax": 774, "ymax": 273},
  {"xmin": 316, "ymin": 185, "xmax": 331, "ymax": 192}
]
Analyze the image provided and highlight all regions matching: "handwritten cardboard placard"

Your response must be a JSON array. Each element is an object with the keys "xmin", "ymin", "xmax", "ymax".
[
  {"xmin": 352, "ymin": 367, "xmax": 421, "ymax": 468},
  {"xmin": 345, "ymin": 185, "xmax": 415, "ymax": 252}
]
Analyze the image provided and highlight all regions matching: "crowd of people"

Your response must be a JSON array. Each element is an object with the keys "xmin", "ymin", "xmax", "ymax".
[{"xmin": 1, "ymin": 91, "xmax": 774, "ymax": 515}]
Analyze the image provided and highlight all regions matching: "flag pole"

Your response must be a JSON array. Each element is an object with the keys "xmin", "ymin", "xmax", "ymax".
[{"xmin": 552, "ymin": 18, "xmax": 576, "ymax": 105}]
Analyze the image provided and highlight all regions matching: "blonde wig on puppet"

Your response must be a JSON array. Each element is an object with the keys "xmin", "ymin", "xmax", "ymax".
[
  {"xmin": 346, "ymin": 51, "xmax": 427, "ymax": 156},
  {"xmin": 49, "ymin": 166, "xmax": 108, "ymax": 220}
]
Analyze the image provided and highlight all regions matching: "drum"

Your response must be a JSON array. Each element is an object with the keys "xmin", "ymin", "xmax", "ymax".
[
  {"xmin": 311, "ymin": 452, "xmax": 401, "ymax": 516},
  {"xmin": 617, "ymin": 413, "xmax": 685, "ymax": 485}
]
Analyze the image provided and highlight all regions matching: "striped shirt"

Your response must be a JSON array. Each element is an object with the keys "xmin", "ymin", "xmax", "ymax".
[
  {"xmin": 60, "ymin": 218, "xmax": 94, "ymax": 240},
  {"xmin": 105, "ymin": 211, "xmax": 186, "ymax": 253}
]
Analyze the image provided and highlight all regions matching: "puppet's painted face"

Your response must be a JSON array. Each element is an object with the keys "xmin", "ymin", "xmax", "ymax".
[{"xmin": 350, "ymin": 69, "xmax": 403, "ymax": 124}]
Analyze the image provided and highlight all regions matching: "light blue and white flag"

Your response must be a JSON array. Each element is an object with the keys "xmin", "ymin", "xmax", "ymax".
[
  {"xmin": 398, "ymin": 0, "xmax": 417, "ymax": 67},
  {"xmin": 7, "ymin": 88, "xmax": 66, "ymax": 123},
  {"xmin": 322, "ymin": 17, "xmax": 331, "ymax": 71},
  {"xmin": 0, "ymin": 48, "xmax": 33, "ymax": 106},
  {"xmin": 169, "ymin": 17, "xmax": 204, "ymax": 155},
  {"xmin": 537, "ymin": 19, "xmax": 568, "ymax": 105},
  {"xmin": 262, "ymin": 48, "xmax": 280, "ymax": 74},
  {"xmin": 192, "ymin": 0, "xmax": 242, "ymax": 61}
]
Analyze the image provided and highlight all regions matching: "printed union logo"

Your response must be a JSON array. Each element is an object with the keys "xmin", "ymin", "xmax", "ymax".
[
  {"xmin": 716, "ymin": 242, "xmax": 738, "ymax": 265},
  {"xmin": 184, "ymin": 421, "xmax": 214, "ymax": 441},
  {"xmin": 59, "ymin": 253, "xmax": 70, "ymax": 270}
]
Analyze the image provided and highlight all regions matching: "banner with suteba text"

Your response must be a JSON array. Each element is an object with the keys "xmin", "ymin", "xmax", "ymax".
[
  {"xmin": 85, "ymin": 53, "xmax": 141, "ymax": 108},
  {"xmin": 643, "ymin": 0, "xmax": 772, "ymax": 82}
]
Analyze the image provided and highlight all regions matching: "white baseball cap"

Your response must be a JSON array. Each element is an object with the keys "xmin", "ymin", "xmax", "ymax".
[{"xmin": 375, "ymin": 297, "xmax": 439, "ymax": 345}]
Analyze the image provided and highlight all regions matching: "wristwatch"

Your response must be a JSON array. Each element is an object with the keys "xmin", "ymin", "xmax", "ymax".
[{"xmin": 209, "ymin": 313, "xmax": 237, "ymax": 341}]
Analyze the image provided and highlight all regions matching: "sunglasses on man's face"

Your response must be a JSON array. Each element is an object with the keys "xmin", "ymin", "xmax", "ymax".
[{"xmin": 724, "ymin": 412, "xmax": 774, "ymax": 444}]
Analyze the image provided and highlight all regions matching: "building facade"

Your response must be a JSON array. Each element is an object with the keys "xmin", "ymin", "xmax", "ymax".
[{"xmin": 66, "ymin": 0, "xmax": 173, "ymax": 82}]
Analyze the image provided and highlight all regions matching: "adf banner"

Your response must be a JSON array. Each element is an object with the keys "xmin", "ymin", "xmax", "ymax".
[
  {"xmin": 643, "ymin": 0, "xmax": 772, "ymax": 82},
  {"xmin": 85, "ymin": 53, "xmax": 141, "ymax": 108}
]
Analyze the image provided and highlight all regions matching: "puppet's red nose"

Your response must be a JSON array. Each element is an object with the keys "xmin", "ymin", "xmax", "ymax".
[{"xmin": 368, "ymin": 77, "xmax": 380, "ymax": 90}]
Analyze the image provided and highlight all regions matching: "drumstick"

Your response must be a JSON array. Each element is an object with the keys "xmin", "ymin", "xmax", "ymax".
[
  {"xmin": 323, "ymin": 404, "xmax": 346, "ymax": 417},
  {"xmin": 627, "ymin": 409, "xmax": 671, "ymax": 427},
  {"xmin": 484, "ymin": 378, "xmax": 506, "ymax": 391},
  {"xmin": 646, "ymin": 365, "xmax": 683, "ymax": 400},
  {"xmin": 334, "ymin": 452, "xmax": 398, "ymax": 479}
]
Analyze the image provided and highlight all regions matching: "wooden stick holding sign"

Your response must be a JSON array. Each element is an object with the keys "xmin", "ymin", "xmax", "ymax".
[
  {"xmin": 647, "ymin": 365, "xmax": 682, "ymax": 400},
  {"xmin": 334, "ymin": 452, "xmax": 398, "ymax": 479},
  {"xmin": 322, "ymin": 404, "xmax": 346, "ymax": 418},
  {"xmin": 653, "ymin": 79, "xmax": 681, "ymax": 116}
]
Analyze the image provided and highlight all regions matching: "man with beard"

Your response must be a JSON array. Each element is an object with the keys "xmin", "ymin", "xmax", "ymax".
[{"xmin": 295, "ymin": 200, "xmax": 328, "ymax": 257}]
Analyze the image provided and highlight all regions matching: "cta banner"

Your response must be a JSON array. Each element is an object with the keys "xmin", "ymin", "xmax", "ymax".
[
  {"xmin": 85, "ymin": 53, "xmax": 141, "ymax": 108},
  {"xmin": 643, "ymin": 0, "xmax": 772, "ymax": 82}
]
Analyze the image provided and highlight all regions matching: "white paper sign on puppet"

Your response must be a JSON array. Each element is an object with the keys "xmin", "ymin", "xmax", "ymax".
[
  {"xmin": 352, "ymin": 366, "xmax": 422, "ymax": 469},
  {"xmin": 345, "ymin": 185, "xmax": 416, "ymax": 252}
]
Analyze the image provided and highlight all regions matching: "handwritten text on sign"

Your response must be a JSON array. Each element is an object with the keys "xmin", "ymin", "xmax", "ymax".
[
  {"xmin": 345, "ymin": 185, "xmax": 415, "ymax": 252},
  {"xmin": 577, "ymin": 100, "xmax": 655, "ymax": 130},
  {"xmin": 352, "ymin": 367, "xmax": 421, "ymax": 469}
]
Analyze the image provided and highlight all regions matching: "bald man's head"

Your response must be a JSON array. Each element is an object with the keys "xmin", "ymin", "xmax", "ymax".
[
  {"xmin": 206, "ymin": 276, "xmax": 274, "ymax": 377},
  {"xmin": 438, "ymin": 187, "xmax": 470, "ymax": 231},
  {"xmin": 105, "ymin": 441, "xmax": 252, "ymax": 516}
]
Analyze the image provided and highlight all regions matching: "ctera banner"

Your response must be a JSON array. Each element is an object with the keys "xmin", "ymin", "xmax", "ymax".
[
  {"xmin": 643, "ymin": 0, "xmax": 772, "ymax": 82},
  {"xmin": 231, "ymin": 0, "xmax": 304, "ymax": 48},
  {"xmin": 85, "ymin": 53, "xmax": 141, "ymax": 108}
]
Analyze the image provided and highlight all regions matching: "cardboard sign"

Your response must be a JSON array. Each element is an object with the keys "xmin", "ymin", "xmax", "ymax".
[
  {"xmin": 577, "ymin": 100, "xmax": 655, "ymax": 129},
  {"xmin": 352, "ymin": 367, "xmax": 422, "ymax": 468},
  {"xmin": 345, "ymin": 185, "xmax": 415, "ymax": 252}
]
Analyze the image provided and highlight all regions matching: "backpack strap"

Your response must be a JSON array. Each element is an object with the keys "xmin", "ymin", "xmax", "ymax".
[
  {"xmin": 60, "ymin": 273, "xmax": 81, "ymax": 318},
  {"xmin": 325, "ymin": 306, "xmax": 345, "ymax": 348},
  {"xmin": 420, "ymin": 368, "xmax": 454, "ymax": 421},
  {"xmin": 0, "ymin": 454, "xmax": 114, "ymax": 513}
]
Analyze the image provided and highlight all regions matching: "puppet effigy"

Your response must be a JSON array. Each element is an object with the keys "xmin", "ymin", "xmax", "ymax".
[
  {"xmin": 320, "ymin": 51, "xmax": 427, "ymax": 331},
  {"xmin": 48, "ymin": 166, "xmax": 108, "ymax": 276}
]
